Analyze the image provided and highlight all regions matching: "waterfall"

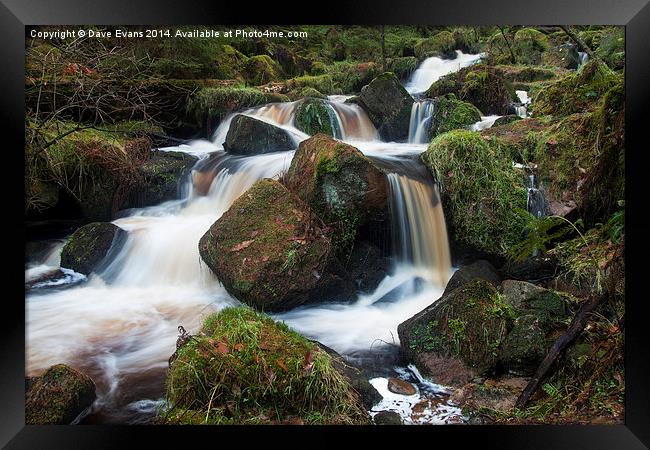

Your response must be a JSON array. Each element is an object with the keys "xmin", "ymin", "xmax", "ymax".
[
  {"xmin": 515, "ymin": 90, "xmax": 531, "ymax": 118},
  {"xmin": 526, "ymin": 173, "xmax": 548, "ymax": 218},
  {"xmin": 408, "ymin": 100, "xmax": 435, "ymax": 144},
  {"xmin": 470, "ymin": 115, "xmax": 501, "ymax": 131},
  {"xmin": 578, "ymin": 51, "xmax": 589, "ymax": 67},
  {"xmin": 405, "ymin": 50, "xmax": 484, "ymax": 95}
]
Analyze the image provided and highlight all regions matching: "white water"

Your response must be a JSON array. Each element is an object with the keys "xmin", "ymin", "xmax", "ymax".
[
  {"xmin": 408, "ymin": 100, "xmax": 435, "ymax": 144},
  {"xmin": 24, "ymin": 61, "xmax": 478, "ymax": 423},
  {"xmin": 405, "ymin": 50, "xmax": 484, "ymax": 95},
  {"xmin": 515, "ymin": 90, "xmax": 531, "ymax": 118},
  {"xmin": 470, "ymin": 115, "xmax": 502, "ymax": 131}
]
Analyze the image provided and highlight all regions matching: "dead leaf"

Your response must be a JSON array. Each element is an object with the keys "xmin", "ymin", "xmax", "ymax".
[
  {"xmin": 233, "ymin": 343, "xmax": 244, "ymax": 351},
  {"xmin": 303, "ymin": 351, "xmax": 314, "ymax": 375},
  {"xmin": 277, "ymin": 359, "xmax": 288, "ymax": 372},
  {"xmin": 216, "ymin": 342, "xmax": 229, "ymax": 355},
  {"xmin": 229, "ymin": 240, "xmax": 255, "ymax": 252},
  {"xmin": 250, "ymin": 230, "xmax": 260, "ymax": 238}
]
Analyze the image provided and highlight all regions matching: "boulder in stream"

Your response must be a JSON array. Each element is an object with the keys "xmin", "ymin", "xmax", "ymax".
[
  {"xmin": 60, "ymin": 222, "xmax": 127, "ymax": 275},
  {"xmin": 198, "ymin": 178, "xmax": 355, "ymax": 312},
  {"xmin": 26, "ymin": 364, "xmax": 96, "ymax": 424},
  {"xmin": 357, "ymin": 72, "xmax": 414, "ymax": 141},
  {"xmin": 223, "ymin": 114, "xmax": 294, "ymax": 155},
  {"xmin": 294, "ymin": 98, "xmax": 341, "ymax": 137},
  {"xmin": 427, "ymin": 93, "xmax": 482, "ymax": 138}
]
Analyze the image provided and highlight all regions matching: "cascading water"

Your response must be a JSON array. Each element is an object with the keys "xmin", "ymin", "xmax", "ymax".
[
  {"xmin": 405, "ymin": 50, "xmax": 484, "ymax": 95},
  {"xmin": 408, "ymin": 100, "xmax": 435, "ymax": 144},
  {"xmin": 526, "ymin": 173, "xmax": 548, "ymax": 218},
  {"xmin": 515, "ymin": 90, "xmax": 531, "ymax": 118}
]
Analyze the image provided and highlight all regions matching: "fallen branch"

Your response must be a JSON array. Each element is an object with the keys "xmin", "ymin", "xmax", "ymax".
[{"xmin": 515, "ymin": 293, "xmax": 606, "ymax": 409}]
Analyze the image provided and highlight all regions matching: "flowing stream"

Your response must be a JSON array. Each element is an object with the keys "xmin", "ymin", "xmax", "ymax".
[{"xmin": 25, "ymin": 64, "xmax": 478, "ymax": 424}]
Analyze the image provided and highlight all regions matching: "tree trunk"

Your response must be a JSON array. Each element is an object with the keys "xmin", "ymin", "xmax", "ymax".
[{"xmin": 498, "ymin": 26, "xmax": 517, "ymax": 64}]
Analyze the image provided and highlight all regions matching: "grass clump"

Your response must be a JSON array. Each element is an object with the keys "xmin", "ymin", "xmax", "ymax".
[
  {"xmin": 165, "ymin": 306, "xmax": 369, "ymax": 425},
  {"xmin": 421, "ymin": 130, "xmax": 527, "ymax": 257}
]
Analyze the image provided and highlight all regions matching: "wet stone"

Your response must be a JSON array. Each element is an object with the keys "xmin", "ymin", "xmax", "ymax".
[{"xmin": 387, "ymin": 377, "xmax": 417, "ymax": 396}]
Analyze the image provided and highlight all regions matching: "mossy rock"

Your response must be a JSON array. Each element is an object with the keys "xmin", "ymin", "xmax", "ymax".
[
  {"xmin": 165, "ymin": 307, "xmax": 371, "ymax": 424},
  {"xmin": 387, "ymin": 56, "xmax": 418, "ymax": 81},
  {"xmin": 493, "ymin": 115, "xmax": 522, "ymax": 127},
  {"xmin": 241, "ymin": 55, "xmax": 282, "ymax": 86},
  {"xmin": 501, "ymin": 280, "xmax": 571, "ymax": 327},
  {"xmin": 414, "ymin": 31, "xmax": 456, "ymax": 59},
  {"xmin": 26, "ymin": 364, "xmax": 96, "ymax": 424},
  {"xmin": 285, "ymin": 74, "xmax": 335, "ymax": 96},
  {"xmin": 481, "ymin": 116, "xmax": 550, "ymax": 163},
  {"xmin": 427, "ymin": 93, "xmax": 482, "ymax": 139},
  {"xmin": 60, "ymin": 222, "xmax": 126, "ymax": 275},
  {"xmin": 357, "ymin": 72, "xmax": 414, "ymax": 141},
  {"xmin": 213, "ymin": 44, "xmax": 248, "ymax": 80},
  {"xmin": 398, "ymin": 279, "xmax": 514, "ymax": 374},
  {"xmin": 198, "ymin": 179, "xmax": 354, "ymax": 312},
  {"xmin": 223, "ymin": 114, "xmax": 294, "ymax": 155},
  {"xmin": 425, "ymin": 64, "xmax": 518, "ymax": 115},
  {"xmin": 595, "ymin": 28, "xmax": 625, "ymax": 71},
  {"xmin": 541, "ymin": 44, "xmax": 581, "ymax": 70},
  {"xmin": 499, "ymin": 314, "xmax": 548, "ymax": 375},
  {"xmin": 126, "ymin": 151, "xmax": 198, "ymax": 208},
  {"xmin": 531, "ymin": 59, "xmax": 618, "ymax": 117},
  {"xmin": 494, "ymin": 65, "xmax": 560, "ymax": 83},
  {"xmin": 421, "ymin": 130, "xmax": 528, "ymax": 257},
  {"xmin": 290, "ymin": 87, "xmax": 327, "ymax": 100},
  {"xmin": 513, "ymin": 28, "xmax": 550, "ymax": 65},
  {"xmin": 285, "ymin": 134, "xmax": 389, "ymax": 255},
  {"xmin": 374, "ymin": 411, "xmax": 403, "ymax": 425},
  {"xmin": 294, "ymin": 98, "xmax": 342, "ymax": 138},
  {"xmin": 451, "ymin": 27, "xmax": 481, "ymax": 54}
]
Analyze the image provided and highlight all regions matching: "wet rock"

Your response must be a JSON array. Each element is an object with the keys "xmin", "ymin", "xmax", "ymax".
[
  {"xmin": 398, "ymin": 279, "xmax": 514, "ymax": 375},
  {"xmin": 285, "ymin": 134, "xmax": 389, "ymax": 255},
  {"xmin": 374, "ymin": 410, "xmax": 403, "ymax": 425},
  {"xmin": 450, "ymin": 376, "xmax": 527, "ymax": 414},
  {"xmin": 294, "ymin": 98, "xmax": 341, "ymax": 137},
  {"xmin": 387, "ymin": 377, "xmax": 417, "ymax": 396},
  {"xmin": 411, "ymin": 353, "xmax": 476, "ymax": 388},
  {"xmin": 198, "ymin": 179, "xmax": 355, "ymax": 312},
  {"xmin": 357, "ymin": 72, "xmax": 414, "ymax": 141},
  {"xmin": 501, "ymin": 280, "xmax": 571, "ymax": 323},
  {"xmin": 493, "ymin": 115, "xmax": 521, "ymax": 127},
  {"xmin": 426, "ymin": 94, "xmax": 482, "ymax": 139},
  {"xmin": 26, "ymin": 364, "xmax": 96, "ymax": 424},
  {"xmin": 500, "ymin": 255, "xmax": 559, "ymax": 282},
  {"xmin": 25, "ymin": 268, "xmax": 65, "ymax": 291},
  {"xmin": 223, "ymin": 114, "xmax": 294, "ymax": 155},
  {"xmin": 444, "ymin": 260, "xmax": 502, "ymax": 296},
  {"xmin": 346, "ymin": 241, "xmax": 391, "ymax": 294},
  {"xmin": 126, "ymin": 150, "xmax": 197, "ymax": 208},
  {"xmin": 500, "ymin": 314, "xmax": 548, "ymax": 375},
  {"xmin": 60, "ymin": 222, "xmax": 127, "ymax": 275}
]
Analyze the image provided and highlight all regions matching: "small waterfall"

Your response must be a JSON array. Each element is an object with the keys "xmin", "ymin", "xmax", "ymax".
[
  {"xmin": 408, "ymin": 100, "xmax": 435, "ymax": 144},
  {"xmin": 526, "ymin": 173, "xmax": 548, "ymax": 218},
  {"xmin": 578, "ymin": 51, "xmax": 589, "ymax": 67},
  {"xmin": 405, "ymin": 50, "xmax": 484, "ymax": 95},
  {"xmin": 327, "ymin": 99, "xmax": 379, "ymax": 141},
  {"xmin": 470, "ymin": 115, "xmax": 501, "ymax": 131},
  {"xmin": 515, "ymin": 90, "xmax": 531, "ymax": 118},
  {"xmin": 387, "ymin": 173, "xmax": 451, "ymax": 286}
]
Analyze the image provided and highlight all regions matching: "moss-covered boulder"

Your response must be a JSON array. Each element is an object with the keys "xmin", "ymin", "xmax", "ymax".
[
  {"xmin": 223, "ymin": 114, "xmax": 294, "ymax": 155},
  {"xmin": 420, "ymin": 130, "xmax": 527, "ymax": 258},
  {"xmin": 165, "ymin": 307, "xmax": 371, "ymax": 424},
  {"xmin": 241, "ymin": 55, "xmax": 282, "ymax": 86},
  {"xmin": 398, "ymin": 279, "xmax": 514, "ymax": 375},
  {"xmin": 126, "ymin": 150, "xmax": 197, "ymax": 208},
  {"xmin": 60, "ymin": 222, "xmax": 126, "ymax": 275},
  {"xmin": 26, "ymin": 364, "xmax": 96, "ymax": 424},
  {"xmin": 444, "ymin": 260, "xmax": 502, "ymax": 296},
  {"xmin": 531, "ymin": 60, "xmax": 618, "ymax": 117},
  {"xmin": 198, "ymin": 179, "xmax": 354, "ymax": 312},
  {"xmin": 284, "ymin": 134, "xmax": 389, "ymax": 255},
  {"xmin": 287, "ymin": 86, "xmax": 327, "ymax": 101},
  {"xmin": 387, "ymin": 56, "xmax": 418, "ymax": 81},
  {"xmin": 541, "ymin": 44, "xmax": 581, "ymax": 70},
  {"xmin": 414, "ymin": 31, "xmax": 456, "ymax": 59},
  {"xmin": 481, "ymin": 116, "xmax": 550, "ymax": 163},
  {"xmin": 425, "ymin": 65, "xmax": 518, "ymax": 115},
  {"xmin": 357, "ymin": 72, "xmax": 414, "ymax": 142},
  {"xmin": 426, "ymin": 94, "xmax": 482, "ymax": 139},
  {"xmin": 294, "ymin": 98, "xmax": 342, "ymax": 138},
  {"xmin": 513, "ymin": 28, "xmax": 550, "ymax": 65}
]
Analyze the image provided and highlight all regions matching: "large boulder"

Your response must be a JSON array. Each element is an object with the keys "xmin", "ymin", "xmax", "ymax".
[
  {"xmin": 426, "ymin": 64, "xmax": 518, "ymax": 115},
  {"xmin": 26, "ymin": 364, "xmax": 96, "ymax": 424},
  {"xmin": 198, "ymin": 179, "xmax": 354, "ymax": 312},
  {"xmin": 294, "ymin": 98, "xmax": 341, "ymax": 138},
  {"xmin": 126, "ymin": 150, "xmax": 197, "ymax": 208},
  {"xmin": 542, "ymin": 43, "xmax": 581, "ymax": 70},
  {"xmin": 165, "ymin": 307, "xmax": 371, "ymax": 424},
  {"xmin": 420, "ymin": 130, "xmax": 527, "ymax": 259},
  {"xmin": 60, "ymin": 222, "xmax": 126, "ymax": 275},
  {"xmin": 285, "ymin": 134, "xmax": 389, "ymax": 255},
  {"xmin": 443, "ymin": 260, "xmax": 501, "ymax": 296},
  {"xmin": 425, "ymin": 65, "xmax": 518, "ymax": 115},
  {"xmin": 426, "ymin": 94, "xmax": 482, "ymax": 140},
  {"xmin": 398, "ymin": 279, "xmax": 514, "ymax": 375},
  {"xmin": 357, "ymin": 73, "xmax": 414, "ymax": 142},
  {"xmin": 223, "ymin": 114, "xmax": 294, "ymax": 155}
]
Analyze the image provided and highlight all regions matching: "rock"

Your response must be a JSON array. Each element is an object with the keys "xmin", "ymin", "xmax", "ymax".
[
  {"xmin": 346, "ymin": 241, "xmax": 391, "ymax": 294},
  {"xmin": 411, "ymin": 353, "xmax": 476, "ymax": 388},
  {"xmin": 25, "ymin": 268, "xmax": 65, "ymax": 291},
  {"xmin": 444, "ymin": 260, "xmax": 501, "ymax": 296},
  {"xmin": 500, "ymin": 255, "xmax": 559, "ymax": 282},
  {"xmin": 493, "ymin": 115, "xmax": 521, "ymax": 127},
  {"xmin": 542, "ymin": 43, "xmax": 581, "ymax": 70},
  {"xmin": 314, "ymin": 341, "xmax": 383, "ymax": 409},
  {"xmin": 357, "ymin": 72, "xmax": 414, "ymax": 141},
  {"xmin": 426, "ymin": 65, "xmax": 518, "ymax": 115},
  {"xmin": 126, "ymin": 150, "xmax": 197, "ymax": 208},
  {"xmin": 398, "ymin": 279, "xmax": 514, "ymax": 375},
  {"xmin": 450, "ymin": 377, "xmax": 528, "ymax": 414},
  {"xmin": 60, "ymin": 222, "xmax": 126, "ymax": 275},
  {"xmin": 481, "ymin": 117, "xmax": 548, "ymax": 163},
  {"xmin": 294, "ymin": 98, "xmax": 341, "ymax": 138},
  {"xmin": 421, "ymin": 130, "xmax": 527, "ymax": 258},
  {"xmin": 285, "ymin": 134, "xmax": 389, "ymax": 255},
  {"xmin": 165, "ymin": 307, "xmax": 371, "ymax": 424},
  {"xmin": 513, "ymin": 28, "xmax": 550, "ymax": 65},
  {"xmin": 223, "ymin": 114, "xmax": 294, "ymax": 155},
  {"xmin": 374, "ymin": 411, "xmax": 403, "ymax": 425},
  {"xmin": 501, "ymin": 280, "xmax": 571, "ymax": 324},
  {"xmin": 26, "ymin": 364, "xmax": 96, "ymax": 424},
  {"xmin": 426, "ymin": 94, "xmax": 482, "ymax": 139},
  {"xmin": 198, "ymin": 179, "xmax": 355, "ymax": 312},
  {"xmin": 387, "ymin": 377, "xmax": 417, "ymax": 396},
  {"xmin": 500, "ymin": 314, "xmax": 548, "ymax": 375}
]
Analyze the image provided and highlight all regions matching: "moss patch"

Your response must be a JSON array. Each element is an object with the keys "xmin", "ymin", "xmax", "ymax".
[
  {"xmin": 294, "ymin": 98, "xmax": 342, "ymax": 138},
  {"xmin": 513, "ymin": 28, "xmax": 550, "ymax": 65},
  {"xmin": 428, "ymin": 93, "xmax": 482, "ymax": 138},
  {"xmin": 164, "ymin": 306, "xmax": 369, "ymax": 424}
]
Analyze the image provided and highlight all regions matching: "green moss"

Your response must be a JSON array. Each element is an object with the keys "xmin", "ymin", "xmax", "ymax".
[
  {"xmin": 513, "ymin": 28, "xmax": 549, "ymax": 65},
  {"xmin": 286, "ymin": 74, "xmax": 335, "ymax": 95},
  {"xmin": 186, "ymin": 87, "xmax": 289, "ymax": 123},
  {"xmin": 387, "ymin": 56, "xmax": 418, "ymax": 80},
  {"xmin": 595, "ymin": 28, "xmax": 625, "ymax": 70},
  {"xmin": 164, "ymin": 306, "xmax": 369, "ymax": 424},
  {"xmin": 294, "ymin": 98, "xmax": 341, "ymax": 138},
  {"xmin": 241, "ymin": 55, "xmax": 282, "ymax": 86},
  {"xmin": 421, "ymin": 130, "xmax": 527, "ymax": 256},
  {"xmin": 428, "ymin": 93, "xmax": 482, "ymax": 137},
  {"xmin": 414, "ymin": 31, "xmax": 456, "ymax": 59}
]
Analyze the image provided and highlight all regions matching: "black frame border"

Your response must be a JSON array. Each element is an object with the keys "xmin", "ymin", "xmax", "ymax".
[{"xmin": 3, "ymin": 0, "xmax": 649, "ymax": 448}]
